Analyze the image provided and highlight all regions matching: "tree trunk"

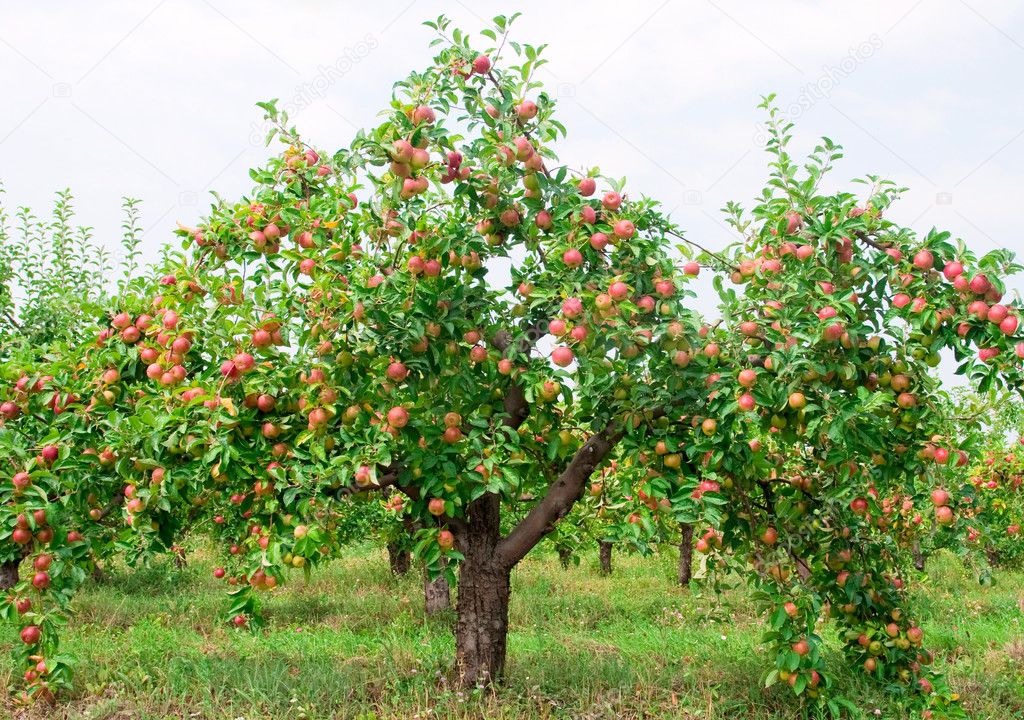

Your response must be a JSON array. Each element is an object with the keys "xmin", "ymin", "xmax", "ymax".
[
  {"xmin": 985, "ymin": 545, "xmax": 1001, "ymax": 568},
  {"xmin": 912, "ymin": 542, "xmax": 926, "ymax": 572},
  {"xmin": 388, "ymin": 542, "xmax": 411, "ymax": 576},
  {"xmin": 599, "ymin": 541, "xmax": 613, "ymax": 575},
  {"xmin": 678, "ymin": 523, "xmax": 694, "ymax": 586},
  {"xmin": 424, "ymin": 559, "xmax": 450, "ymax": 615},
  {"xmin": 456, "ymin": 556, "xmax": 511, "ymax": 687},
  {"xmin": 0, "ymin": 558, "xmax": 19, "ymax": 591},
  {"xmin": 455, "ymin": 493, "xmax": 510, "ymax": 687},
  {"xmin": 557, "ymin": 546, "xmax": 572, "ymax": 569}
]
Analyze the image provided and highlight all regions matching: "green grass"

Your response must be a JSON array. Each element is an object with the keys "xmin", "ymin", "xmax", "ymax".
[{"xmin": 1, "ymin": 546, "xmax": 1021, "ymax": 719}]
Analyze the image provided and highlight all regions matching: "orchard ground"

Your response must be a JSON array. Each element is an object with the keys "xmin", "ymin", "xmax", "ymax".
[{"xmin": 0, "ymin": 548, "xmax": 1020, "ymax": 720}]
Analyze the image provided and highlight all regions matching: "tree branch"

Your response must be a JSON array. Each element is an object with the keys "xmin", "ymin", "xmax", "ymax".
[{"xmin": 495, "ymin": 423, "xmax": 619, "ymax": 569}]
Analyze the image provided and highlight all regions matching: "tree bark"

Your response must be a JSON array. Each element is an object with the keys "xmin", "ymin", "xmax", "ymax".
[
  {"xmin": 984, "ymin": 545, "xmax": 1001, "ymax": 568},
  {"xmin": 456, "ymin": 555, "xmax": 510, "ymax": 687},
  {"xmin": 557, "ymin": 546, "xmax": 572, "ymax": 569},
  {"xmin": 455, "ymin": 493, "xmax": 510, "ymax": 687},
  {"xmin": 424, "ymin": 559, "xmax": 451, "ymax": 615},
  {"xmin": 912, "ymin": 542, "xmax": 926, "ymax": 572},
  {"xmin": 599, "ymin": 541, "xmax": 613, "ymax": 575},
  {"xmin": 678, "ymin": 523, "xmax": 694, "ymax": 586},
  {"xmin": 388, "ymin": 542, "xmax": 411, "ymax": 576},
  {"xmin": 0, "ymin": 558, "xmax": 19, "ymax": 591}
]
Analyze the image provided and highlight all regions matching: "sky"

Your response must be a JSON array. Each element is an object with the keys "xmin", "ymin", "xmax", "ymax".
[{"xmin": 2, "ymin": 0, "xmax": 1023, "ymax": 384}]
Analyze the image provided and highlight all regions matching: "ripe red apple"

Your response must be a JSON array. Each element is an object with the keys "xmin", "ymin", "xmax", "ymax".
[
  {"xmin": 608, "ymin": 281, "xmax": 630, "ymax": 301},
  {"xmin": 930, "ymin": 488, "xmax": 949, "ymax": 507},
  {"xmin": 683, "ymin": 261, "xmax": 700, "ymax": 276},
  {"xmin": 935, "ymin": 505, "xmax": 954, "ymax": 525},
  {"xmin": 515, "ymin": 100, "xmax": 538, "ymax": 120},
  {"xmin": 784, "ymin": 211, "xmax": 802, "ymax": 235},
  {"xmin": 40, "ymin": 445, "xmax": 59, "ymax": 465},
  {"xmin": 428, "ymin": 498, "xmax": 445, "ymax": 516},
  {"xmin": 438, "ymin": 529, "xmax": 455, "ymax": 550},
  {"xmin": 12, "ymin": 471, "xmax": 31, "ymax": 492},
  {"xmin": 387, "ymin": 406, "xmax": 409, "ymax": 429},
  {"xmin": 577, "ymin": 177, "xmax": 596, "ymax": 196},
  {"xmin": 472, "ymin": 54, "xmax": 491, "ymax": 74},
  {"xmin": 788, "ymin": 392, "xmax": 807, "ymax": 410},
  {"xmin": 912, "ymin": 249, "xmax": 934, "ymax": 271},
  {"xmin": 943, "ymin": 260, "xmax": 963, "ymax": 280},
  {"xmin": 602, "ymin": 192, "xmax": 622, "ymax": 211},
  {"xmin": 613, "ymin": 219, "xmax": 635, "ymax": 240},
  {"xmin": 20, "ymin": 626, "xmax": 40, "ymax": 645},
  {"xmin": 551, "ymin": 346, "xmax": 574, "ymax": 367},
  {"xmin": 969, "ymin": 273, "xmax": 991, "ymax": 295},
  {"xmin": 562, "ymin": 248, "xmax": 584, "ymax": 268},
  {"xmin": 411, "ymin": 105, "xmax": 436, "ymax": 125},
  {"xmin": 737, "ymin": 393, "xmax": 756, "ymax": 412}
]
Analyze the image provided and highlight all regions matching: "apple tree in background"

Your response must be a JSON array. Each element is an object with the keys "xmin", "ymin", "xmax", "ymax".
[{"xmin": 1, "ymin": 15, "xmax": 1023, "ymax": 717}]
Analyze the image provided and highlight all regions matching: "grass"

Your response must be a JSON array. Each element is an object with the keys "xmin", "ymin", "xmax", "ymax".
[{"xmin": 0, "ymin": 545, "xmax": 1021, "ymax": 719}]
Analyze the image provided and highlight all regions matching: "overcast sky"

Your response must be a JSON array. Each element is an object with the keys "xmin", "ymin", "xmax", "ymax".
[{"xmin": 3, "ymin": 0, "xmax": 1023, "ymax": 382}]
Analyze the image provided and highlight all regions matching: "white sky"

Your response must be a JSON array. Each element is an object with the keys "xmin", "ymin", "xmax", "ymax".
[{"xmin": 3, "ymin": 0, "xmax": 1024, "ymax": 384}]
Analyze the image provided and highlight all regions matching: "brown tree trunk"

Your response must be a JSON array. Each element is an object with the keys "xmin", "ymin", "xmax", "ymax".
[
  {"xmin": 912, "ymin": 542, "xmax": 926, "ymax": 572},
  {"xmin": 599, "ymin": 541, "xmax": 613, "ymax": 575},
  {"xmin": 678, "ymin": 523, "xmax": 694, "ymax": 586},
  {"xmin": 557, "ymin": 546, "xmax": 572, "ymax": 569},
  {"xmin": 0, "ymin": 558, "xmax": 20, "ymax": 590},
  {"xmin": 985, "ymin": 545, "xmax": 1001, "ymax": 568},
  {"xmin": 424, "ymin": 558, "xmax": 451, "ymax": 615},
  {"xmin": 388, "ymin": 542, "xmax": 411, "ymax": 575},
  {"xmin": 455, "ymin": 493, "xmax": 510, "ymax": 687}
]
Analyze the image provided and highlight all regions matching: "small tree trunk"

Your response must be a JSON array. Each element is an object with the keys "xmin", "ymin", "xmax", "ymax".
[
  {"xmin": 455, "ymin": 493, "xmax": 510, "ymax": 687},
  {"xmin": 0, "ymin": 558, "xmax": 20, "ymax": 590},
  {"xmin": 912, "ymin": 542, "xmax": 926, "ymax": 572},
  {"xmin": 985, "ymin": 545, "xmax": 1001, "ymax": 568},
  {"xmin": 599, "ymin": 541, "xmax": 613, "ymax": 575},
  {"xmin": 388, "ymin": 542, "xmax": 411, "ymax": 576},
  {"xmin": 678, "ymin": 523, "xmax": 694, "ymax": 586},
  {"xmin": 424, "ymin": 559, "xmax": 451, "ymax": 615},
  {"xmin": 557, "ymin": 546, "xmax": 572, "ymax": 569}
]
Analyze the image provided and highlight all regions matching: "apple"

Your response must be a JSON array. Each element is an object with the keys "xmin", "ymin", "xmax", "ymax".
[
  {"xmin": 930, "ymin": 488, "xmax": 949, "ymax": 506},
  {"xmin": 969, "ymin": 273, "xmax": 991, "ymax": 295},
  {"xmin": 788, "ymin": 392, "xmax": 807, "ymax": 410},
  {"xmin": 428, "ymin": 498, "xmax": 446, "ymax": 516},
  {"xmin": 562, "ymin": 248, "xmax": 584, "ymax": 268},
  {"xmin": 387, "ymin": 406, "xmax": 409, "ymax": 429},
  {"xmin": 912, "ymin": 249, "xmax": 934, "ymax": 271},
  {"xmin": 20, "ymin": 626, "xmax": 41, "ymax": 645},
  {"xmin": 438, "ymin": 529, "xmax": 455, "ymax": 550},
  {"xmin": 551, "ymin": 347, "xmax": 574, "ymax": 367},
  {"xmin": 613, "ymin": 219, "xmax": 635, "ymax": 239},
  {"xmin": 602, "ymin": 192, "xmax": 622, "ymax": 211},
  {"xmin": 411, "ymin": 105, "xmax": 436, "ymax": 125},
  {"xmin": 472, "ymin": 54, "xmax": 491, "ymax": 74}
]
